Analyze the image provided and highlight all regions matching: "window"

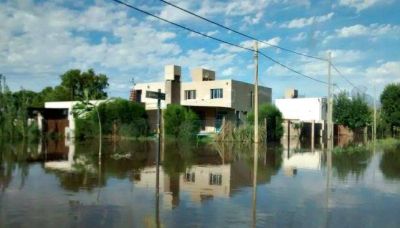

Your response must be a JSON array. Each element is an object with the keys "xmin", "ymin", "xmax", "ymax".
[
  {"xmin": 184, "ymin": 90, "xmax": 196, "ymax": 100},
  {"xmin": 185, "ymin": 172, "xmax": 195, "ymax": 182},
  {"xmin": 211, "ymin": 89, "xmax": 223, "ymax": 99},
  {"xmin": 209, "ymin": 173, "xmax": 222, "ymax": 185}
]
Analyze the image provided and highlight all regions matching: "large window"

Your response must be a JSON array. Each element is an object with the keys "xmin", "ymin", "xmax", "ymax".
[
  {"xmin": 184, "ymin": 90, "xmax": 196, "ymax": 100},
  {"xmin": 211, "ymin": 88, "xmax": 223, "ymax": 99},
  {"xmin": 185, "ymin": 172, "xmax": 195, "ymax": 182},
  {"xmin": 209, "ymin": 173, "xmax": 222, "ymax": 185}
]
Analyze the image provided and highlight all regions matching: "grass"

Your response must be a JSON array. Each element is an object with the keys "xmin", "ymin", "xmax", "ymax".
[
  {"xmin": 333, "ymin": 144, "xmax": 370, "ymax": 155},
  {"xmin": 376, "ymin": 138, "xmax": 400, "ymax": 150}
]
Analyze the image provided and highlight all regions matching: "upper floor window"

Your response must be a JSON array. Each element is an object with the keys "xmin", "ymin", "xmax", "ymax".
[
  {"xmin": 211, "ymin": 88, "xmax": 223, "ymax": 99},
  {"xmin": 184, "ymin": 90, "xmax": 196, "ymax": 100}
]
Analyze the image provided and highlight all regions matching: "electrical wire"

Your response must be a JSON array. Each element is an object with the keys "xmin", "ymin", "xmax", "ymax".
[
  {"xmin": 331, "ymin": 63, "xmax": 357, "ymax": 88},
  {"xmin": 111, "ymin": 0, "xmax": 329, "ymax": 85},
  {"xmin": 159, "ymin": 0, "xmax": 327, "ymax": 61}
]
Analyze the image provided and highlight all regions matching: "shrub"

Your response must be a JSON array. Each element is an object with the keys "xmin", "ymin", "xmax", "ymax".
[
  {"xmin": 74, "ymin": 99, "xmax": 148, "ymax": 139},
  {"xmin": 247, "ymin": 103, "xmax": 283, "ymax": 141},
  {"xmin": 163, "ymin": 104, "xmax": 201, "ymax": 139}
]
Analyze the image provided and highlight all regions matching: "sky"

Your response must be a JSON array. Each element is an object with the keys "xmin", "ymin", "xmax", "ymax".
[{"xmin": 1, "ymin": 0, "xmax": 399, "ymax": 100}]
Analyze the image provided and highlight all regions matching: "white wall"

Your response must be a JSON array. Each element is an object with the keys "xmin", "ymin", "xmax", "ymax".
[
  {"xmin": 275, "ymin": 97, "xmax": 327, "ymax": 122},
  {"xmin": 45, "ymin": 100, "xmax": 106, "ymax": 138},
  {"xmin": 133, "ymin": 82, "xmax": 167, "ymax": 110}
]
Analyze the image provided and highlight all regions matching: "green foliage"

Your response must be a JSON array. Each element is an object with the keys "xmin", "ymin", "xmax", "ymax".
[
  {"xmin": 74, "ymin": 99, "xmax": 148, "ymax": 139},
  {"xmin": 380, "ymin": 83, "xmax": 400, "ymax": 136},
  {"xmin": 247, "ymin": 103, "xmax": 284, "ymax": 141},
  {"xmin": 332, "ymin": 144, "xmax": 372, "ymax": 180},
  {"xmin": 0, "ymin": 76, "xmax": 39, "ymax": 140},
  {"xmin": 375, "ymin": 138, "xmax": 400, "ymax": 150},
  {"xmin": 333, "ymin": 91, "xmax": 372, "ymax": 131},
  {"xmin": 380, "ymin": 145, "xmax": 400, "ymax": 180},
  {"xmin": 60, "ymin": 69, "xmax": 109, "ymax": 100},
  {"xmin": 163, "ymin": 104, "xmax": 201, "ymax": 139},
  {"xmin": 215, "ymin": 123, "xmax": 267, "ymax": 143}
]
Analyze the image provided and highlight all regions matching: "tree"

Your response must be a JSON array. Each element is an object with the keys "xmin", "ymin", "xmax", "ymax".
[
  {"xmin": 247, "ymin": 104, "xmax": 284, "ymax": 141},
  {"xmin": 333, "ymin": 91, "xmax": 371, "ymax": 131},
  {"xmin": 60, "ymin": 69, "xmax": 108, "ymax": 100},
  {"xmin": 380, "ymin": 83, "xmax": 400, "ymax": 136},
  {"xmin": 163, "ymin": 104, "xmax": 201, "ymax": 139}
]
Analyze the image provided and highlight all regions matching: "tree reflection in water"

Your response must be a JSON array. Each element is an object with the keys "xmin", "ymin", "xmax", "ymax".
[
  {"xmin": 380, "ymin": 146, "xmax": 400, "ymax": 180},
  {"xmin": 330, "ymin": 145, "xmax": 373, "ymax": 181}
]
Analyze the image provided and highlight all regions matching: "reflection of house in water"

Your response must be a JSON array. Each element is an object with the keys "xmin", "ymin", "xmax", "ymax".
[
  {"xmin": 282, "ymin": 138, "xmax": 323, "ymax": 176},
  {"xmin": 135, "ymin": 158, "xmax": 271, "ymax": 206},
  {"xmin": 134, "ymin": 166, "xmax": 179, "ymax": 209},
  {"xmin": 44, "ymin": 140, "xmax": 75, "ymax": 171},
  {"xmin": 180, "ymin": 164, "xmax": 231, "ymax": 202}
]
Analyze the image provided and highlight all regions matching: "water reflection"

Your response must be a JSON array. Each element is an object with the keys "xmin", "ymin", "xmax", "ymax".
[
  {"xmin": 1, "ymin": 139, "xmax": 400, "ymax": 227},
  {"xmin": 380, "ymin": 146, "xmax": 400, "ymax": 180}
]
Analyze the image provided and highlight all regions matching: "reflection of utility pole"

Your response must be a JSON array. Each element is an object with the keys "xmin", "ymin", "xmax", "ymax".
[
  {"xmin": 373, "ymin": 83, "xmax": 377, "ymax": 142},
  {"xmin": 252, "ymin": 143, "xmax": 259, "ymax": 228},
  {"xmin": 327, "ymin": 52, "xmax": 333, "ymax": 149},
  {"xmin": 254, "ymin": 41, "xmax": 259, "ymax": 143},
  {"xmin": 155, "ymin": 88, "xmax": 161, "ymax": 228},
  {"xmin": 323, "ymin": 142, "xmax": 332, "ymax": 227}
]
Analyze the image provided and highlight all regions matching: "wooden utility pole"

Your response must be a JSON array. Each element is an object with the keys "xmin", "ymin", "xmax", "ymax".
[{"xmin": 254, "ymin": 41, "xmax": 259, "ymax": 143}]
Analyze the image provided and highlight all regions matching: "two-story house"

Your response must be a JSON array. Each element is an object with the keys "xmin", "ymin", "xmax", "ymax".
[{"xmin": 131, "ymin": 65, "xmax": 272, "ymax": 133}]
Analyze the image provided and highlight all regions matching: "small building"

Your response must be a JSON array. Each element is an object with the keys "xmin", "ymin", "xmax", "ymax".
[
  {"xmin": 275, "ymin": 89, "xmax": 327, "ymax": 138},
  {"xmin": 28, "ymin": 100, "xmax": 106, "ymax": 139},
  {"xmin": 131, "ymin": 65, "xmax": 272, "ymax": 133}
]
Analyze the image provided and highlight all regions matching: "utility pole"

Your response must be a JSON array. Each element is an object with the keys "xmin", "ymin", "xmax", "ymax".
[
  {"xmin": 254, "ymin": 41, "xmax": 259, "ymax": 143},
  {"xmin": 327, "ymin": 52, "xmax": 333, "ymax": 148}
]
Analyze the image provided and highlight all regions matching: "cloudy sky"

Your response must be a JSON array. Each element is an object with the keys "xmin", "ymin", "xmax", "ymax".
[{"xmin": 1, "ymin": 0, "xmax": 399, "ymax": 99}]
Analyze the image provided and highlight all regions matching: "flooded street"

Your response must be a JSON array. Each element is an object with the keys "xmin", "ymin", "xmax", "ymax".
[{"xmin": 1, "ymin": 139, "xmax": 400, "ymax": 227}]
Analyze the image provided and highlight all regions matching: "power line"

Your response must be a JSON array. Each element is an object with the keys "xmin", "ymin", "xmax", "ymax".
[
  {"xmin": 258, "ymin": 51, "xmax": 329, "ymax": 85},
  {"xmin": 331, "ymin": 63, "xmax": 357, "ymax": 88},
  {"xmin": 111, "ymin": 0, "xmax": 253, "ymax": 52},
  {"xmin": 159, "ymin": 0, "xmax": 327, "ymax": 62},
  {"xmin": 111, "ymin": 0, "xmax": 328, "ymax": 85}
]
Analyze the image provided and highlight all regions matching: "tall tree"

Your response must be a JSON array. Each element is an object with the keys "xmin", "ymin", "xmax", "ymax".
[
  {"xmin": 333, "ymin": 91, "xmax": 371, "ymax": 131},
  {"xmin": 60, "ymin": 69, "xmax": 108, "ymax": 100},
  {"xmin": 380, "ymin": 83, "xmax": 400, "ymax": 136}
]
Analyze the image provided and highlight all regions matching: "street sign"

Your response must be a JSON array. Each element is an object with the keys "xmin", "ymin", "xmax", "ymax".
[{"xmin": 146, "ymin": 91, "xmax": 165, "ymax": 100}]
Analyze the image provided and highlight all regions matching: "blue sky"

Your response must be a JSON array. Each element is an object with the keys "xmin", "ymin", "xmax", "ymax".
[{"xmin": 1, "ymin": 0, "xmax": 399, "ymax": 100}]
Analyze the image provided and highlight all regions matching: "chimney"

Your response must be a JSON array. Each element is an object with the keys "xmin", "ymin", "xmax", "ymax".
[
  {"xmin": 164, "ymin": 65, "xmax": 181, "ymax": 104},
  {"xmin": 191, "ymin": 68, "xmax": 215, "ymax": 82},
  {"xmin": 285, "ymin": 88, "xmax": 298, "ymax": 99}
]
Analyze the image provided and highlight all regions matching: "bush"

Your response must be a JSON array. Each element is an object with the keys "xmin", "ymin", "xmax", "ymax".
[
  {"xmin": 74, "ymin": 99, "xmax": 148, "ymax": 139},
  {"xmin": 247, "ymin": 103, "xmax": 283, "ymax": 141},
  {"xmin": 163, "ymin": 104, "xmax": 201, "ymax": 139}
]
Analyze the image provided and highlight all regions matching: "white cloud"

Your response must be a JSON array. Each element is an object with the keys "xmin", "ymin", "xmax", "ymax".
[
  {"xmin": 265, "ymin": 21, "xmax": 276, "ymax": 28},
  {"xmin": 281, "ymin": 12, "xmax": 334, "ymax": 29},
  {"xmin": 240, "ymin": 37, "xmax": 281, "ymax": 49},
  {"xmin": 365, "ymin": 61, "xmax": 400, "ymax": 81},
  {"xmin": 319, "ymin": 49, "xmax": 364, "ymax": 63},
  {"xmin": 291, "ymin": 32, "xmax": 307, "ymax": 41},
  {"xmin": 221, "ymin": 67, "xmax": 236, "ymax": 77},
  {"xmin": 243, "ymin": 12, "xmax": 264, "ymax": 25},
  {"xmin": 188, "ymin": 30, "xmax": 219, "ymax": 38},
  {"xmin": 336, "ymin": 23, "xmax": 400, "ymax": 38},
  {"xmin": 338, "ymin": 0, "xmax": 387, "ymax": 12}
]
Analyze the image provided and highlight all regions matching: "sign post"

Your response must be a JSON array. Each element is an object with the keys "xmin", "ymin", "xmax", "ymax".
[{"xmin": 145, "ymin": 90, "xmax": 165, "ymax": 199}]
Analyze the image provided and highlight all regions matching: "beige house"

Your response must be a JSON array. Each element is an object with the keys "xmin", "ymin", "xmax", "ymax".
[{"xmin": 131, "ymin": 65, "xmax": 272, "ymax": 133}]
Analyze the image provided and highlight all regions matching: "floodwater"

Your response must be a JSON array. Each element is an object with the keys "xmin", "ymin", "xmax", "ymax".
[{"xmin": 0, "ymin": 138, "xmax": 400, "ymax": 227}]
